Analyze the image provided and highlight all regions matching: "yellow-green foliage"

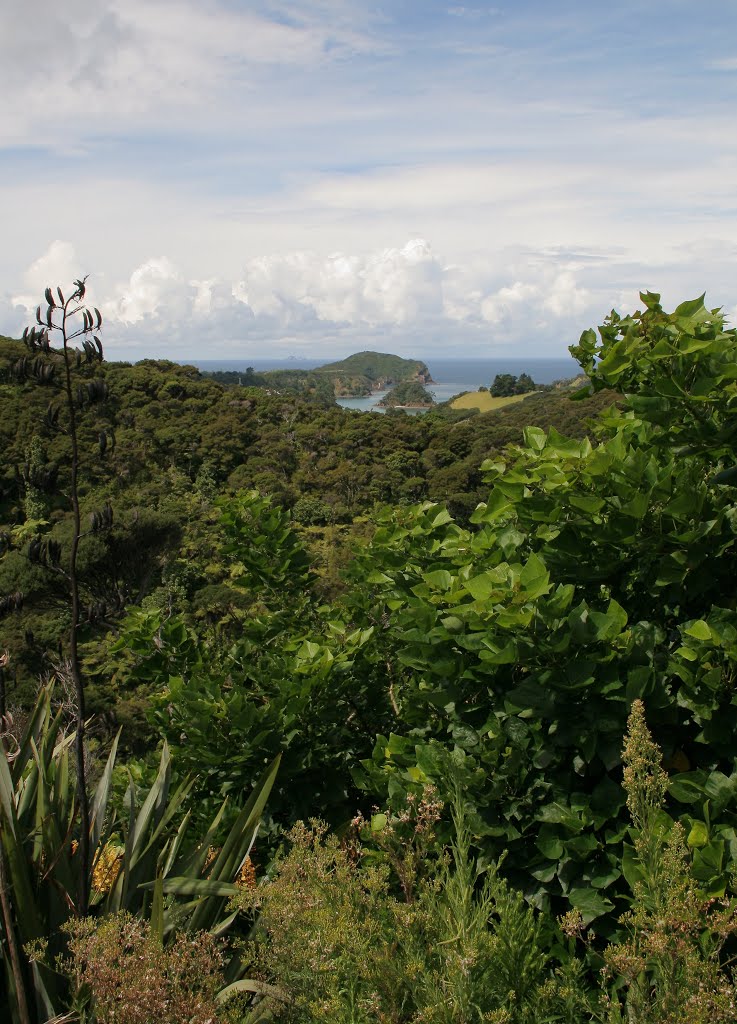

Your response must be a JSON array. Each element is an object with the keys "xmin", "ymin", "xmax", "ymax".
[
  {"xmin": 233, "ymin": 792, "xmax": 588, "ymax": 1024},
  {"xmin": 450, "ymin": 391, "xmax": 533, "ymax": 412},
  {"xmin": 603, "ymin": 700, "xmax": 737, "ymax": 1023}
]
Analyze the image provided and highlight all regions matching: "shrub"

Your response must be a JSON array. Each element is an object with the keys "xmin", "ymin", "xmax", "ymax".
[
  {"xmin": 0, "ymin": 685, "xmax": 280, "ymax": 1023},
  {"xmin": 562, "ymin": 700, "xmax": 737, "ymax": 1023},
  {"xmin": 62, "ymin": 913, "xmax": 226, "ymax": 1024},
  {"xmin": 234, "ymin": 788, "xmax": 589, "ymax": 1023},
  {"xmin": 291, "ymin": 496, "xmax": 333, "ymax": 526},
  {"xmin": 602, "ymin": 700, "xmax": 737, "ymax": 1022}
]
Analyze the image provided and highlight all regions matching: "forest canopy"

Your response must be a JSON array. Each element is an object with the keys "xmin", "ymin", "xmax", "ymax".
[{"xmin": 377, "ymin": 380, "xmax": 435, "ymax": 408}]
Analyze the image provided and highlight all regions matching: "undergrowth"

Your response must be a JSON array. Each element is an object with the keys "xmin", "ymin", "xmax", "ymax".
[
  {"xmin": 233, "ymin": 783, "xmax": 588, "ymax": 1023},
  {"xmin": 46, "ymin": 702, "xmax": 737, "ymax": 1024}
]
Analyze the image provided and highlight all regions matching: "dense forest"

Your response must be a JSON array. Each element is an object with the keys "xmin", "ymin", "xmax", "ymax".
[
  {"xmin": 0, "ymin": 336, "xmax": 607, "ymax": 705},
  {"xmin": 377, "ymin": 380, "xmax": 435, "ymax": 408},
  {"xmin": 2, "ymin": 287, "xmax": 737, "ymax": 1023}
]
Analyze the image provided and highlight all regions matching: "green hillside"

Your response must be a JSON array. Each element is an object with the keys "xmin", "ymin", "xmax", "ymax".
[
  {"xmin": 205, "ymin": 350, "xmax": 434, "ymax": 399},
  {"xmin": 0, "ymin": 332, "xmax": 611, "ymax": 704}
]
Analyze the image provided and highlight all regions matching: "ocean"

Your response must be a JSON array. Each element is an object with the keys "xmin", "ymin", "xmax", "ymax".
[{"xmin": 193, "ymin": 356, "xmax": 581, "ymax": 414}]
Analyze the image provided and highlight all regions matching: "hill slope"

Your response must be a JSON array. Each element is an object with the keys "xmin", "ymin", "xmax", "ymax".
[{"xmin": 378, "ymin": 380, "xmax": 434, "ymax": 408}]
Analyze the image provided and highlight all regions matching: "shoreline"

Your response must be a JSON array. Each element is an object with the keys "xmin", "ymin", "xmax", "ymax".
[
  {"xmin": 366, "ymin": 378, "xmax": 435, "ymax": 397},
  {"xmin": 377, "ymin": 402, "xmax": 434, "ymax": 410}
]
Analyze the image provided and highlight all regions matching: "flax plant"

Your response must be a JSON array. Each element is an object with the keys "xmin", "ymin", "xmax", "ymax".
[
  {"xmin": 20, "ymin": 278, "xmax": 108, "ymax": 915},
  {"xmin": 0, "ymin": 685, "xmax": 280, "ymax": 1023}
]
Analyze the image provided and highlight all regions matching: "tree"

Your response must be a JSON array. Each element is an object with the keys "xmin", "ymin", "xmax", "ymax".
[
  {"xmin": 344, "ymin": 294, "xmax": 737, "ymax": 929},
  {"xmin": 490, "ymin": 372, "xmax": 536, "ymax": 397},
  {"xmin": 490, "ymin": 373, "xmax": 518, "ymax": 397},
  {"xmin": 377, "ymin": 380, "xmax": 434, "ymax": 409},
  {"xmin": 12, "ymin": 278, "xmax": 107, "ymax": 914}
]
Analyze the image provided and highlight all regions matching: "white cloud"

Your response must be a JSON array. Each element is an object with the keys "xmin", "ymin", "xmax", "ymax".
[
  {"xmin": 230, "ymin": 239, "xmax": 443, "ymax": 328},
  {"xmin": 543, "ymin": 271, "xmax": 589, "ymax": 318},
  {"xmin": 301, "ymin": 162, "xmax": 589, "ymax": 214},
  {"xmin": 479, "ymin": 268, "xmax": 588, "ymax": 326},
  {"xmin": 6, "ymin": 230, "xmax": 735, "ymax": 362},
  {"xmin": 10, "ymin": 241, "xmax": 93, "ymax": 320},
  {"xmin": 21, "ymin": 241, "xmax": 81, "ymax": 296},
  {"xmin": 0, "ymin": 0, "xmax": 384, "ymax": 143},
  {"xmin": 360, "ymin": 240, "xmax": 443, "ymax": 324},
  {"xmin": 2, "ymin": 2, "xmax": 737, "ymax": 361},
  {"xmin": 481, "ymin": 281, "xmax": 539, "ymax": 325},
  {"xmin": 110, "ymin": 257, "xmax": 189, "ymax": 324}
]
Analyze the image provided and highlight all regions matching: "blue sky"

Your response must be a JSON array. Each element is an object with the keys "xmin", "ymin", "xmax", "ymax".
[{"xmin": 2, "ymin": 0, "xmax": 737, "ymax": 360}]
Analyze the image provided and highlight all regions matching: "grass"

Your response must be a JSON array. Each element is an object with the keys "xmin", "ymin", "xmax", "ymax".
[{"xmin": 449, "ymin": 391, "xmax": 535, "ymax": 413}]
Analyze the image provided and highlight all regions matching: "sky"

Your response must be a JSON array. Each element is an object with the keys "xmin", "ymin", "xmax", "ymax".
[{"xmin": 2, "ymin": 0, "xmax": 737, "ymax": 362}]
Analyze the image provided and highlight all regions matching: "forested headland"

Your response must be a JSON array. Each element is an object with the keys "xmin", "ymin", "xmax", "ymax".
[
  {"xmin": 203, "ymin": 349, "xmax": 432, "ymax": 400},
  {"xmin": 2, "ymin": 289, "xmax": 737, "ymax": 1023}
]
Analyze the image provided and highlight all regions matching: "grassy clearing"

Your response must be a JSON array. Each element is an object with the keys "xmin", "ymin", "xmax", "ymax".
[{"xmin": 449, "ymin": 390, "xmax": 535, "ymax": 413}]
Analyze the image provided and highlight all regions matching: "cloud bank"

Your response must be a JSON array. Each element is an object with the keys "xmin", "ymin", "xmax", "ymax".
[{"xmin": 3, "ymin": 236, "xmax": 684, "ymax": 361}]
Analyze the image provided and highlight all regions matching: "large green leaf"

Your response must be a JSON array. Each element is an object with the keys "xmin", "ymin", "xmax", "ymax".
[
  {"xmin": 150, "ymin": 877, "xmax": 241, "ymax": 897},
  {"xmin": 188, "ymin": 754, "xmax": 281, "ymax": 933},
  {"xmin": 567, "ymin": 885, "xmax": 614, "ymax": 924},
  {"xmin": 89, "ymin": 730, "xmax": 120, "ymax": 854},
  {"xmin": 673, "ymin": 294, "xmax": 706, "ymax": 319}
]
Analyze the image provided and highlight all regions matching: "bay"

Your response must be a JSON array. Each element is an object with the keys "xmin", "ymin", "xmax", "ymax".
[{"xmin": 193, "ymin": 356, "xmax": 581, "ymax": 414}]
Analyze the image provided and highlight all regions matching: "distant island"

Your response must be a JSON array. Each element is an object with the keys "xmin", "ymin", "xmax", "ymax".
[{"xmin": 377, "ymin": 380, "xmax": 435, "ymax": 410}]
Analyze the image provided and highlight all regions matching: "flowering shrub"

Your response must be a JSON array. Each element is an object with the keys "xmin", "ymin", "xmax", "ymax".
[
  {"xmin": 562, "ymin": 700, "xmax": 737, "ymax": 1023},
  {"xmin": 233, "ymin": 789, "xmax": 587, "ymax": 1023},
  {"xmin": 63, "ymin": 913, "xmax": 226, "ymax": 1024}
]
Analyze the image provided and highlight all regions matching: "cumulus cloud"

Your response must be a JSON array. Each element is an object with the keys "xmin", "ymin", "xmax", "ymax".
[
  {"xmin": 20, "ymin": 241, "xmax": 81, "ymax": 298},
  {"xmin": 103, "ymin": 240, "xmax": 597, "ymax": 356},
  {"xmin": 358, "ymin": 239, "xmax": 444, "ymax": 324},
  {"xmin": 542, "ymin": 271, "xmax": 589, "ymax": 318},
  {"xmin": 10, "ymin": 241, "xmax": 91, "ymax": 325},
  {"xmin": 230, "ymin": 239, "xmax": 444, "ymax": 328},
  {"xmin": 480, "ymin": 268, "xmax": 588, "ymax": 326},
  {"xmin": 2, "ymin": 0, "xmax": 736, "ymax": 377},
  {"xmin": 110, "ymin": 257, "xmax": 189, "ymax": 325},
  {"xmin": 481, "ymin": 281, "xmax": 539, "ymax": 325},
  {"xmin": 7, "ymin": 231, "xmax": 734, "ymax": 362}
]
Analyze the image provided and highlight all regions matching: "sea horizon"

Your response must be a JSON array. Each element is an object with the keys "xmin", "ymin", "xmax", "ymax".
[{"xmin": 193, "ymin": 356, "xmax": 581, "ymax": 387}]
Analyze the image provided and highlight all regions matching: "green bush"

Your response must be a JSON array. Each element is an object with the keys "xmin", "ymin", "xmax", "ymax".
[{"xmin": 291, "ymin": 496, "xmax": 333, "ymax": 526}]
